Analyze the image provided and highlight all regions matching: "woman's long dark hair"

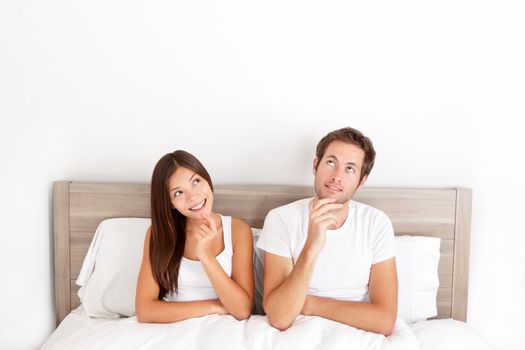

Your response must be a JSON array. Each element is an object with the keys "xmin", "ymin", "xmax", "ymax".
[{"xmin": 150, "ymin": 150, "xmax": 213, "ymax": 300}]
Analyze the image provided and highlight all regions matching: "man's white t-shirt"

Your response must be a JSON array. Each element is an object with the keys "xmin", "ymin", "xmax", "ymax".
[{"xmin": 256, "ymin": 198, "xmax": 395, "ymax": 302}]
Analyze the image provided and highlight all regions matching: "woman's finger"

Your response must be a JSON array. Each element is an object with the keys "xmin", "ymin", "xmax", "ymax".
[{"xmin": 199, "ymin": 224, "xmax": 213, "ymax": 236}]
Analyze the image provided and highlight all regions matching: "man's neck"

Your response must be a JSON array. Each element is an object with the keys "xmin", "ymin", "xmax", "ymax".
[{"xmin": 332, "ymin": 201, "xmax": 350, "ymax": 230}]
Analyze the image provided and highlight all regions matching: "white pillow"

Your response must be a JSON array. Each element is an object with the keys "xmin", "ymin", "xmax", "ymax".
[
  {"xmin": 77, "ymin": 218, "xmax": 150, "ymax": 318},
  {"xmin": 395, "ymin": 235, "xmax": 441, "ymax": 323}
]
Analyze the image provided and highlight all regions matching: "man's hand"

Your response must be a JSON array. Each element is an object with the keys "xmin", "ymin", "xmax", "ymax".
[
  {"xmin": 301, "ymin": 295, "xmax": 319, "ymax": 316},
  {"xmin": 304, "ymin": 198, "xmax": 342, "ymax": 255}
]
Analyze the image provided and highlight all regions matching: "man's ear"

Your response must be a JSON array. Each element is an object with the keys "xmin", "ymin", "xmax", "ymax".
[
  {"xmin": 313, "ymin": 158, "xmax": 319, "ymax": 175},
  {"xmin": 357, "ymin": 175, "xmax": 368, "ymax": 190}
]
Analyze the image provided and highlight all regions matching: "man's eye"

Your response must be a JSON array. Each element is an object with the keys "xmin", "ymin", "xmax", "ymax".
[
  {"xmin": 327, "ymin": 160, "xmax": 335, "ymax": 166},
  {"xmin": 347, "ymin": 167, "xmax": 355, "ymax": 173}
]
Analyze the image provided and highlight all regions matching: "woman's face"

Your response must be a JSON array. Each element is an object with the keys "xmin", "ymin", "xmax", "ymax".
[{"xmin": 167, "ymin": 166, "xmax": 214, "ymax": 219}]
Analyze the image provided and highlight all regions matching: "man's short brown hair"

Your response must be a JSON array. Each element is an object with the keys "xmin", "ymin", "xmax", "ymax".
[{"xmin": 315, "ymin": 127, "xmax": 376, "ymax": 182}]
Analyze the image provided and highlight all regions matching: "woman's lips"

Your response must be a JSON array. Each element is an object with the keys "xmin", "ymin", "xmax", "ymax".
[{"xmin": 189, "ymin": 199, "xmax": 206, "ymax": 211}]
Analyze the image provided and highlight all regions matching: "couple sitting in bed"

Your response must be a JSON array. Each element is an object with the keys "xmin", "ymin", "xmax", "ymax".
[{"xmin": 135, "ymin": 127, "xmax": 398, "ymax": 336}]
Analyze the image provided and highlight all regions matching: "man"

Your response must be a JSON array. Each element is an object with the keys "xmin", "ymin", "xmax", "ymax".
[{"xmin": 256, "ymin": 127, "xmax": 398, "ymax": 335}]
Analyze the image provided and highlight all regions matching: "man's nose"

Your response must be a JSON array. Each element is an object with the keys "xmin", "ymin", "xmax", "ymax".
[{"xmin": 331, "ymin": 167, "xmax": 344, "ymax": 182}]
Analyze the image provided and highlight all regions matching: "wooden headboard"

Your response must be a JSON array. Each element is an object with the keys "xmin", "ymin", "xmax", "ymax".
[{"xmin": 53, "ymin": 182, "xmax": 472, "ymax": 326}]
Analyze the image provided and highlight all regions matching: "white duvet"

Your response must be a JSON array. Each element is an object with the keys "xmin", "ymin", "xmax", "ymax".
[{"xmin": 41, "ymin": 306, "xmax": 419, "ymax": 350}]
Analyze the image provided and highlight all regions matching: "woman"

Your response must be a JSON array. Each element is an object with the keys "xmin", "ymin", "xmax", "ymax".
[{"xmin": 136, "ymin": 150, "xmax": 254, "ymax": 322}]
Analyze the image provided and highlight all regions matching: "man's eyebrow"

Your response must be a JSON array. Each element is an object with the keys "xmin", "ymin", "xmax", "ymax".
[
  {"xmin": 326, "ymin": 155, "xmax": 359, "ymax": 167},
  {"xmin": 169, "ymin": 173, "xmax": 197, "ymax": 192}
]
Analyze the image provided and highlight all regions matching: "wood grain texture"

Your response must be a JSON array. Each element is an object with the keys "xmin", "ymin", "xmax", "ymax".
[
  {"xmin": 54, "ymin": 182, "xmax": 471, "ymax": 324},
  {"xmin": 53, "ymin": 181, "xmax": 71, "ymax": 326},
  {"xmin": 451, "ymin": 188, "xmax": 472, "ymax": 321},
  {"xmin": 69, "ymin": 183, "xmax": 150, "ymax": 232},
  {"xmin": 71, "ymin": 280, "xmax": 81, "ymax": 310}
]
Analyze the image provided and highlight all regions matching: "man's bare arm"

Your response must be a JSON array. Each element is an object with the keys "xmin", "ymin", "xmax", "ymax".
[
  {"xmin": 262, "ymin": 250, "xmax": 318, "ymax": 330},
  {"xmin": 263, "ymin": 199, "xmax": 342, "ymax": 331},
  {"xmin": 302, "ymin": 257, "xmax": 398, "ymax": 336}
]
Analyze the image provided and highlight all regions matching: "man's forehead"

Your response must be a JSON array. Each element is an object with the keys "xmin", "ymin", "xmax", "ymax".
[{"xmin": 323, "ymin": 141, "xmax": 365, "ymax": 164}]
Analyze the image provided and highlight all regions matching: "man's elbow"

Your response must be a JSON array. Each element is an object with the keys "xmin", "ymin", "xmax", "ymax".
[
  {"xmin": 263, "ymin": 298, "xmax": 293, "ymax": 331},
  {"xmin": 265, "ymin": 307, "xmax": 292, "ymax": 331},
  {"xmin": 268, "ymin": 314, "xmax": 292, "ymax": 331}
]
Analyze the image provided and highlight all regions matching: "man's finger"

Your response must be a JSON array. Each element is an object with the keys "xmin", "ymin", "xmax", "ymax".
[
  {"xmin": 316, "ymin": 213, "xmax": 338, "ymax": 229},
  {"xmin": 311, "ymin": 197, "xmax": 337, "ymax": 211},
  {"xmin": 311, "ymin": 202, "xmax": 343, "ymax": 219}
]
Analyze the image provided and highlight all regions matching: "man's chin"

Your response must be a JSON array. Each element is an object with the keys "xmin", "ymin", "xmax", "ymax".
[{"xmin": 316, "ymin": 192, "xmax": 347, "ymax": 204}]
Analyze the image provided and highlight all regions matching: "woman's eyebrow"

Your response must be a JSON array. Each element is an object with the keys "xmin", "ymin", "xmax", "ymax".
[{"xmin": 169, "ymin": 173, "xmax": 197, "ymax": 192}]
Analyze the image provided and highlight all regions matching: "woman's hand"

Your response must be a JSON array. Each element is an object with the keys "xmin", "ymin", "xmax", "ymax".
[
  {"xmin": 194, "ymin": 213, "xmax": 219, "ymax": 261},
  {"xmin": 211, "ymin": 299, "xmax": 229, "ymax": 315}
]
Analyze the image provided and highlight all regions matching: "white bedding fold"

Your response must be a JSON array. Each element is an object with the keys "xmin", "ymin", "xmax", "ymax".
[
  {"xmin": 75, "ymin": 224, "xmax": 105, "ymax": 298},
  {"xmin": 41, "ymin": 307, "xmax": 420, "ymax": 350}
]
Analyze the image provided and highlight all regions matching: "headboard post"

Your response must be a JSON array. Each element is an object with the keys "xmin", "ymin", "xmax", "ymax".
[
  {"xmin": 451, "ymin": 188, "xmax": 472, "ymax": 321},
  {"xmin": 53, "ymin": 181, "xmax": 71, "ymax": 326}
]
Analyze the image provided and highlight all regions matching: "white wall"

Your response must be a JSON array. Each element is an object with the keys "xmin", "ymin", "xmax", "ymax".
[{"xmin": 1, "ymin": 1, "xmax": 523, "ymax": 349}]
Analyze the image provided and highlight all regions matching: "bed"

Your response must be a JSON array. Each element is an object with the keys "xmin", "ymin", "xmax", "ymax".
[{"xmin": 42, "ymin": 181, "xmax": 492, "ymax": 349}]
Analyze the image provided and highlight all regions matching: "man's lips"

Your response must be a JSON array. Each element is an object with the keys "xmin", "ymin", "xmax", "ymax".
[{"xmin": 325, "ymin": 183, "xmax": 343, "ymax": 192}]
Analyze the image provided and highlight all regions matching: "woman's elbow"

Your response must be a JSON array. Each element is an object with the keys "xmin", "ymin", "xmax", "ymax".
[
  {"xmin": 232, "ymin": 302, "xmax": 252, "ymax": 321},
  {"xmin": 136, "ymin": 310, "xmax": 147, "ymax": 323},
  {"xmin": 232, "ymin": 309, "xmax": 251, "ymax": 321},
  {"xmin": 136, "ymin": 312, "xmax": 147, "ymax": 323},
  {"xmin": 135, "ymin": 303, "xmax": 151, "ymax": 323}
]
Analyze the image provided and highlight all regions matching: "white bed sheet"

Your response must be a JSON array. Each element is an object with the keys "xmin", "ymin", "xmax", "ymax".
[
  {"xmin": 41, "ymin": 306, "xmax": 418, "ymax": 350},
  {"xmin": 41, "ymin": 306, "xmax": 489, "ymax": 350}
]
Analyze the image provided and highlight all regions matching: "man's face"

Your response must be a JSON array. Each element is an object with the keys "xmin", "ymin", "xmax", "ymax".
[{"xmin": 313, "ymin": 140, "xmax": 367, "ymax": 204}]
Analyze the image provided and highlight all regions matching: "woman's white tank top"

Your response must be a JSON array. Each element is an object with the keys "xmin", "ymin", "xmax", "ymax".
[{"xmin": 163, "ymin": 215, "xmax": 233, "ymax": 302}]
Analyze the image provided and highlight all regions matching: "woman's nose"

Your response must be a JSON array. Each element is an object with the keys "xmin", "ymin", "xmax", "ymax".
[{"xmin": 187, "ymin": 189, "xmax": 199, "ymax": 202}]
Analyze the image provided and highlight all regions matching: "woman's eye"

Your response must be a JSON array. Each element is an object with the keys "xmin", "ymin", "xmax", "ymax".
[
  {"xmin": 174, "ymin": 191, "xmax": 182, "ymax": 198},
  {"xmin": 193, "ymin": 178, "xmax": 200, "ymax": 185}
]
